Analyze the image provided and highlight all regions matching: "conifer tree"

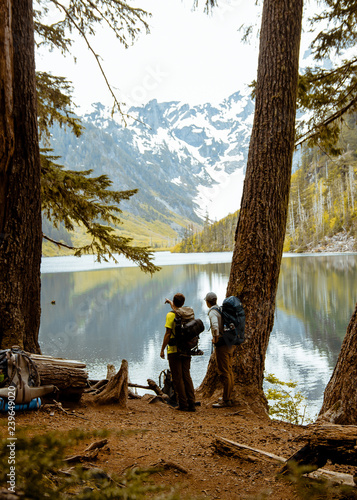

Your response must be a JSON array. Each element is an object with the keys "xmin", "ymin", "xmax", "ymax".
[{"xmin": 199, "ymin": 0, "xmax": 303, "ymax": 415}]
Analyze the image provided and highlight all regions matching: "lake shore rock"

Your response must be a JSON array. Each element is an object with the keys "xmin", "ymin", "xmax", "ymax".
[{"xmin": 302, "ymin": 231, "xmax": 356, "ymax": 253}]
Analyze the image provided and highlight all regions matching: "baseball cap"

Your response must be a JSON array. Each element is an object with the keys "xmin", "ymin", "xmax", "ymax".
[{"xmin": 204, "ymin": 292, "xmax": 217, "ymax": 302}]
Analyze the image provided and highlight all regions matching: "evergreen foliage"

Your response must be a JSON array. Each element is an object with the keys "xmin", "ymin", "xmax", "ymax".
[
  {"xmin": 41, "ymin": 150, "xmax": 160, "ymax": 272},
  {"xmin": 297, "ymin": 1, "xmax": 357, "ymax": 153},
  {"xmin": 36, "ymin": 72, "xmax": 83, "ymax": 142},
  {"xmin": 172, "ymin": 211, "xmax": 238, "ymax": 253}
]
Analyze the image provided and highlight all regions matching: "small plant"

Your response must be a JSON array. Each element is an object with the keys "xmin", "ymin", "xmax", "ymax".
[{"xmin": 264, "ymin": 373, "xmax": 312, "ymax": 425}]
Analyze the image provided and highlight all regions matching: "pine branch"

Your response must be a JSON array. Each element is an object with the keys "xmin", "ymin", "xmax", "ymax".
[
  {"xmin": 296, "ymin": 95, "xmax": 357, "ymax": 148},
  {"xmin": 51, "ymin": 0, "xmax": 128, "ymax": 123},
  {"xmin": 43, "ymin": 234, "xmax": 76, "ymax": 249}
]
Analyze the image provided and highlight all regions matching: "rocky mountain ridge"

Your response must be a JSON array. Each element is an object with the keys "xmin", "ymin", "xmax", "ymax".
[{"xmin": 48, "ymin": 90, "xmax": 254, "ymax": 243}]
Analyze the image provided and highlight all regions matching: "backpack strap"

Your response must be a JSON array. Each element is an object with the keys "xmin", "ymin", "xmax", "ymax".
[{"xmin": 209, "ymin": 306, "xmax": 223, "ymax": 334}]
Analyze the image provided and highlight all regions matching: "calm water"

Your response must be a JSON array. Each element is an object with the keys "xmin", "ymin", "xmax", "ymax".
[{"xmin": 40, "ymin": 252, "xmax": 357, "ymax": 418}]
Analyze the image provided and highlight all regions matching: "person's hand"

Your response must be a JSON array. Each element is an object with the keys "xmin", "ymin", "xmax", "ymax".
[{"xmin": 160, "ymin": 349, "xmax": 165, "ymax": 359}]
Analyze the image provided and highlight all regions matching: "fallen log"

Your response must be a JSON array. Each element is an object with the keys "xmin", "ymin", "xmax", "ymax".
[
  {"xmin": 214, "ymin": 436, "xmax": 285, "ymax": 463},
  {"xmin": 28, "ymin": 353, "xmax": 88, "ymax": 401},
  {"xmin": 91, "ymin": 360, "xmax": 128, "ymax": 406},
  {"xmin": 280, "ymin": 423, "xmax": 357, "ymax": 474},
  {"xmin": 214, "ymin": 435, "xmax": 356, "ymax": 487}
]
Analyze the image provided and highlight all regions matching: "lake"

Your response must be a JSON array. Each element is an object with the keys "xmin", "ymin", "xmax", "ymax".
[{"xmin": 40, "ymin": 252, "xmax": 357, "ymax": 418}]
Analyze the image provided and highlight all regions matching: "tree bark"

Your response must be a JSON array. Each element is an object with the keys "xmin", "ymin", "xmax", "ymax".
[
  {"xmin": 0, "ymin": 0, "xmax": 42, "ymax": 352},
  {"xmin": 318, "ymin": 303, "xmax": 357, "ymax": 424},
  {"xmin": 29, "ymin": 353, "xmax": 88, "ymax": 400},
  {"xmin": 199, "ymin": 0, "xmax": 303, "ymax": 416}
]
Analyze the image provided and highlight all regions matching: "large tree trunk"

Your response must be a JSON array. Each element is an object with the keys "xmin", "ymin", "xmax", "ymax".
[
  {"xmin": 317, "ymin": 302, "xmax": 357, "ymax": 424},
  {"xmin": 0, "ymin": 0, "xmax": 42, "ymax": 352},
  {"xmin": 199, "ymin": 0, "xmax": 303, "ymax": 416}
]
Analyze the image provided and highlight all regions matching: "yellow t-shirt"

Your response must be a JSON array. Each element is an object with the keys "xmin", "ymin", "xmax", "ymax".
[{"xmin": 165, "ymin": 311, "xmax": 177, "ymax": 354}]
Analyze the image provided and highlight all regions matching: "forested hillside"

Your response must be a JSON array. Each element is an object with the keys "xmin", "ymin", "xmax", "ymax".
[
  {"xmin": 173, "ymin": 211, "xmax": 238, "ymax": 252},
  {"xmin": 285, "ymin": 114, "xmax": 357, "ymax": 252},
  {"xmin": 174, "ymin": 113, "xmax": 357, "ymax": 253}
]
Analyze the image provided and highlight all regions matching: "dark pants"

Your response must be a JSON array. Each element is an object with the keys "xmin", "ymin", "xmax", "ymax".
[
  {"xmin": 215, "ymin": 344, "xmax": 234, "ymax": 402},
  {"xmin": 168, "ymin": 353, "xmax": 195, "ymax": 409}
]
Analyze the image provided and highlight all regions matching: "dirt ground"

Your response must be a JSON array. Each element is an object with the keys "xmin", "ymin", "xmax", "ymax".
[{"xmin": 2, "ymin": 391, "xmax": 356, "ymax": 500}]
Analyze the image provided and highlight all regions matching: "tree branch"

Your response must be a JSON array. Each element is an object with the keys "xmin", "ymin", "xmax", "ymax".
[
  {"xmin": 43, "ymin": 233, "xmax": 77, "ymax": 250},
  {"xmin": 51, "ymin": 0, "xmax": 129, "ymax": 124},
  {"xmin": 296, "ymin": 95, "xmax": 357, "ymax": 148}
]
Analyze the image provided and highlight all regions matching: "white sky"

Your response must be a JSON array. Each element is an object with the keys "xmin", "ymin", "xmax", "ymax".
[{"xmin": 35, "ymin": 0, "xmax": 262, "ymax": 111}]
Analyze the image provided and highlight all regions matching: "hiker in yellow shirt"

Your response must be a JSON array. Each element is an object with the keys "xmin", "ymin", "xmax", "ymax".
[{"xmin": 160, "ymin": 293, "xmax": 196, "ymax": 412}]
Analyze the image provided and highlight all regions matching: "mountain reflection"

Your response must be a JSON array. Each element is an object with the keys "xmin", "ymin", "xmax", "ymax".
[{"xmin": 40, "ymin": 254, "xmax": 357, "ymax": 414}]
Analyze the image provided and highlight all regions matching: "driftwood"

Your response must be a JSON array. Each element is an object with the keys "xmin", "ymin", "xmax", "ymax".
[
  {"xmin": 64, "ymin": 448, "xmax": 99, "ymax": 463},
  {"xmin": 106, "ymin": 364, "xmax": 116, "ymax": 380},
  {"xmin": 280, "ymin": 424, "xmax": 357, "ymax": 474},
  {"xmin": 85, "ymin": 439, "xmax": 108, "ymax": 452},
  {"xmin": 28, "ymin": 353, "xmax": 88, "ymax": 401},
  {"xmin": 214, "ymin": 435, "xmax": 356, "ymax": 487},
  {"xmin": 92, "ymin": 360, "xmax": 128, "ymax": 406},
  {"xmin": 214, "ymin": 436, "xmax": 285, "ymax": 463},
  {"xmin": 151, "ymin": 458, "xmax": 188, "ymax": 474},
  {"xmin": 147, "ymin": 379, "xmax": 170, "ymax": 401},
  {"xmin": 86, "ymin": 377, "xmax": 168, "ymax": 402}
]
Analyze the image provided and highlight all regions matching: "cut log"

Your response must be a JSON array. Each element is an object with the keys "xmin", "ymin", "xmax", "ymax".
[
  {"xmin": 92, "ymin": 360, "xmax": 128, "ymax": 406},
  {"xmin": 30, "ymin": 354, "xmax": 86, "ymax": 368},
  {"xmin": 28, "ymin": 353, "xmax": 88, "ymax": 401},
  {"xmin": 280, "ymin": 423, "xmax": 357, "ymax": 474}
]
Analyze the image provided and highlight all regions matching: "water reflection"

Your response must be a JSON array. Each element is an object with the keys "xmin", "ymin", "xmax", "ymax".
[{"xmin": 40, "ymin": 253, "xmax": 357, "ymax": 416}]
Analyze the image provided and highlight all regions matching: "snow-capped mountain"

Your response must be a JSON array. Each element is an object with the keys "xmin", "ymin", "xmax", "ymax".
[{"xmin": 49, "ymin": 91, "xmax": 254, "ymax": 236}]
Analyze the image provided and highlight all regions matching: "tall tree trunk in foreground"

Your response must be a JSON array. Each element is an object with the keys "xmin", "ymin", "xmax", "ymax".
[
  {"xmin": 0, "ymin": 0, "xmax": 42, "ymax": 352},
  {"xmin": 318, "ymin": 303, "xmax": 357, "ymax": 424},
  {"xmin": 199, "ymin": 0, "xmax": 303, "ymax": 416}
]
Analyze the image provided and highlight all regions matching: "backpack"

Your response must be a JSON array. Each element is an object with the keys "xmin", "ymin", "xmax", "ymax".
[
  {"xmin": 170, "ymin": 306, "xmax": 205, "ymax": 355},
  {"xmin": 0, "ymin": 347, "xmax": 54, "ymax": 405},
  {"xmin": 213, "ymin": 296, "xmax": 245, "ymax": 347},
  {"xmin": 159, "ymin": 369, "xmax": 176, "ymax": 404}
]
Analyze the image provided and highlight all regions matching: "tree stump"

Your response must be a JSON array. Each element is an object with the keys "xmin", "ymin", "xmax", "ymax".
[
  {"xmin": 92, "ymin": 360, "xmax": 128, "ymax": 406},
  {"xmin": 280, "ymin": 424, "xmax": 357, "ymax": 475}
]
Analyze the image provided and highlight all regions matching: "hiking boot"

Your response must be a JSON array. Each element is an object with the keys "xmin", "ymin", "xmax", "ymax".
[
  {"xmin": 212, "ymin": 400, "xmax": 233, "ymax": 408},
  {"xmin": 174, "ymin": 406, "xmax": 189, "ymax": 412},
  {"xmin": 218, "ymin": 397, "xmax": 235, "ymax": 405}
]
